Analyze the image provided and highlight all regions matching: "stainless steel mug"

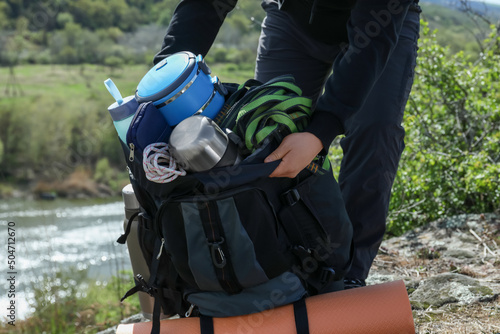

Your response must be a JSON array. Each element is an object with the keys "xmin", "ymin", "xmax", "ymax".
[{"xmin": 169, "ymin": 115, "xmax": 241, "ymax": 172}]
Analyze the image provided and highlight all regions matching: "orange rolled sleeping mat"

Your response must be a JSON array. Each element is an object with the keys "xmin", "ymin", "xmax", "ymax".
[{"xmin": 116, "ymin": 280, "xmax": 415, "ymax": 334}]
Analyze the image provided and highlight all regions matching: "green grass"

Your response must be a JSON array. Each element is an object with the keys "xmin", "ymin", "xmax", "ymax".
[
  {"xmin": 0, "ymin": 62, "xmax": 253, "ymax": 112},
  {"xmin": 1, "ymin": 64, "xmax": 148, "ymax": 99},
  {"xmin": 0, "ymin": 269, "xmax": 141, "ymax": 334},
  {"xmin": 210, "ymin": 63, "xmax": 255, "ymax": 84}
]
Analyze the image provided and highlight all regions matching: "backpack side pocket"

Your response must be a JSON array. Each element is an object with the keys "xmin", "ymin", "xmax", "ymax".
[
  {"xmin": 136, "ymin": 213, "xmax": 190, "ymax": 317},
  {"xmin": 126, "ymin": 101, "xmax": 173, "ymax": 163},
  {"xmin": 277, "ymin": 165, "xmax": 354, "ymax": 293}
]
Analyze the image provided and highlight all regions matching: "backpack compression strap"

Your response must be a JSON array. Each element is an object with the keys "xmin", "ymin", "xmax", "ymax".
[
  {"xmin": 293, "ymin": 298, "xmax": 310, "ymax": 334},
  {"xmin": 197, "ymin": 299, "xmax": 310, "ymax": 334}
]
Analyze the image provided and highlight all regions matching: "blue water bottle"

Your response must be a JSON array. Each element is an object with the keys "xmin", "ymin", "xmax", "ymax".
[{"xmin": 105, "ymin": 78, "xmax": 138, "ymax": 144}]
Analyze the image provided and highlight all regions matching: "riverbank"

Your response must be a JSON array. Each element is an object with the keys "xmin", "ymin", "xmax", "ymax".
[{"xmin": 0, "ymin": 167, "xmax": 130, "ymax": 201}]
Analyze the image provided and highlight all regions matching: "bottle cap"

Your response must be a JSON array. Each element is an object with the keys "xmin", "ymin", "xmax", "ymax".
[
  {"xmin": 108, "ymin": 96, "xmax": 138, "ymax": 121},
  {"xmin": 122, "ymin": 184, "xmax": 140, "ymax": 210}
]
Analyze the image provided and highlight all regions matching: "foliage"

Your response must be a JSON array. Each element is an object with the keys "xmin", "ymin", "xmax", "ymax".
[
  {"xmin": 1, "ymin": 1, "xmax": 494, "ymax": 66},
  {"xmin": 0, "ymin": 0, "xmax": 264, "ymax": 66},
  {"xmin": 94, "ymin": 157, "xmax": 114, "ymax": 184},
  {"xmin": 420, "ymin": 2, "xmax": 495, "ymax": 57},
  {"xmin": 94, "ymin": 157, "xmax": 130, "ymax": 192},
  {"xmin": 386, "ymin": 21, "xmax": 500, "ymax": 235},
  {"xmin": 0, "ymin": 64, "xmax": 137, "ymax": 182}
]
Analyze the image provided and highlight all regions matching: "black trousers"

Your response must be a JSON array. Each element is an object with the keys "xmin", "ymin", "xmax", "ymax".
[{"xmin": 255, "ymin": 1, "xmax": 421, "ymax": 280}]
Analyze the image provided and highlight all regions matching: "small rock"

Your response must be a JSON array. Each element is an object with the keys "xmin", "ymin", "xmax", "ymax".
[
  {"xmin": 443, "ymin": 249, "xmax": 476, "ymax": 259},
  {"xmin": 366, "ymin": 273, "xmax": 399, "ymax": 286},
  {"xmin": 409, "ymin": 273, "xmax": 495, "ymax": 309},
  {"xmin": 96, "ymin": 313, "xmax": 150, "ymax": 334}
]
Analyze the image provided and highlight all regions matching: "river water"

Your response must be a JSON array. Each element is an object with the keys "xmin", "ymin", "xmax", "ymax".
[{"xmin": 0, "ymin": 197, "xmax": 132, "ymax": 320}]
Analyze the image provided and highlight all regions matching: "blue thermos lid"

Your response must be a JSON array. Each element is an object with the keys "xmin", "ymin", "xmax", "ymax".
[
  {"xmin": 135, "ymin": 51, "xmax": 197, "ymax": 103},
  {"xmin": 135, "ymin": 51, "xmax": 225, "ymax": 126}
]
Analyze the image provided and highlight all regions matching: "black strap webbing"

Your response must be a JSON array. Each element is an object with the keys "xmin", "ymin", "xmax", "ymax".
[
  {"xmin": 151, "ymin": 296, "xmax": 161, "ymax": 334},
  {"xmin": 149, "ymin": 238, "xmax": 164, "ymax": 334},
  {"xmin": 116, "ymin": 211, "xmax": 140, "ymax": 244},
  {"xmin": 293, "ymin": 298, "xmax": 310, "ymax": 334},
  {"xmin": 200, "ymin": 316, "xmax": 214, "ymax": 334}
]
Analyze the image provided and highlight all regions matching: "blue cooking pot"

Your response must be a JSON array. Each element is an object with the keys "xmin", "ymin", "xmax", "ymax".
[{"xmin": 135, "ymin": 51, "xmax": 226, "ymax": 126}]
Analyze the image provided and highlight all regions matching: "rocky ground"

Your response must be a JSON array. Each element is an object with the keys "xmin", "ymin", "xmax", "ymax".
[
  {"xmin": 101, "ymin": 213, "xmax": 500, "ymax": 334},
  {"xmin": 369, "ymin": 213, "xmax": 499, "ymax": 333}
]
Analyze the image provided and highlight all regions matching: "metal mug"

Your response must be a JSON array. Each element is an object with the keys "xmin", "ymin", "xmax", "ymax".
[{"xmin": 169, "ymin": 115, "xmax": 241, "ymax": 172}]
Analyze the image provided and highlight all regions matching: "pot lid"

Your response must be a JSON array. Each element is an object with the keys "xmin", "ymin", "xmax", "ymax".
[{"xmin": 136, "ymin": 51, "xmax": 196, "ymax": 102}]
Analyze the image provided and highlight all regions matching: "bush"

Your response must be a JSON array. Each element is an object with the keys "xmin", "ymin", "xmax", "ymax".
[
  {"xmin": 386, "ymin": 21, "xmax": 500, "ymax": 235},
  {"xmin": 94, "ymin": 157, "xmax": 129, "ymax": 193},
  {"xmin": 104, "ymin": 55, "xmax": 124, "ymax": 71},
  {"xmin": 94, "ymin": 157, "xmax": 113, "ymax": 183}
]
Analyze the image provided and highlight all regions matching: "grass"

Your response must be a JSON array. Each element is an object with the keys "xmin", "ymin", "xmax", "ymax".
[
  {"xmin": 0, "ymin": 269, "xmax": 141, "ymax": 334},
  {"xmin": 414, "ymin": 300, "xmax": 500, "ymax": 333},
  {"xmin": 0, "ymin": 62, "xmax": 254, "ymax": 97}
]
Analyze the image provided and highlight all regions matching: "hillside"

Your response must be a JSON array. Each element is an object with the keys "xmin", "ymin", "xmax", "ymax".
[
  {"xmin": 420, "ymin": 0, "xmax": 499, "ymax": 54},
  {"xmin": 0, "ymin": 1, "xmax": 497, "ymax": 66},
  {"xmin": 422, "ymin": 0, "xmax": 500, "ymax": 18}
]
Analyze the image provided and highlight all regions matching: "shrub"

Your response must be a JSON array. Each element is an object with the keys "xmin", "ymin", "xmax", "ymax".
[
  {"xmin": 386, "ymin": 21, "xmax": 500, "ymax": 235},
  {"xmin": 94, "ymin": 157, "xmax": 113, "ymax": 183}
]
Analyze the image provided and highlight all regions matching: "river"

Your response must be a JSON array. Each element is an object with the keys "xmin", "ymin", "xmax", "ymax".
[{"xmin": 0, "ymin": 197, "xmax": 132, "ymax": 320}]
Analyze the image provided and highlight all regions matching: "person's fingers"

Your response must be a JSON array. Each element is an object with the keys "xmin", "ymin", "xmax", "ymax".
[
  {"xmin": 264, "ymin": 143, "xmax": 290, "ymax": 163},
  {"xmin": 265, "ymin": 132, "xmax": 323, "ymax": 178}
]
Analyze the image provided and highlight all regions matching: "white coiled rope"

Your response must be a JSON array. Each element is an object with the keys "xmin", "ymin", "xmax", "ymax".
[{"xmin": 143, "ymin": 142, "xmax": 186, "ymax": 183}]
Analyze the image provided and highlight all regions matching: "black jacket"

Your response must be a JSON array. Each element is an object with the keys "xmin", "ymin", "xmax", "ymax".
[{"xmin": 153, "ymin": 0, "xmax": 414, "ymax": 150}]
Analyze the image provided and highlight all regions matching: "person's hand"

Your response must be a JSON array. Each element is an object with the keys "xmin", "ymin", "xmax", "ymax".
[{"xmin": 264, "ymin": 132, "xmax": 323, "ymax": 178}]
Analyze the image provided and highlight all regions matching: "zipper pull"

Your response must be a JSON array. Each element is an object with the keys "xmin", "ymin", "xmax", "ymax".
[
  {"xmin": 156, "ymin": 238, "xmax": 165, "ymax": 259},
  {"xmin": 185, "ymin": 304, "xmax": 195, "ymax": 317},
  {"xmin": 129, "ymin": 143, "xmax": 135, "ymax": 162}
]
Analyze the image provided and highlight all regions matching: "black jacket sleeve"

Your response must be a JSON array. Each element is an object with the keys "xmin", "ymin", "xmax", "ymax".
[
  {"xmin": 153, "ymin": 0, "xmax": 238, "ymax": 65},
  {"xmin": 306, "ymin": 0, "xmax": 413, "ymax": 150}
]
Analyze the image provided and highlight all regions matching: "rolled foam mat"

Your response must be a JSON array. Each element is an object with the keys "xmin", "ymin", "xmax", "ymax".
[{"xmin": 116, "ymin": 280, "xmax": 415, "ymax": 334}]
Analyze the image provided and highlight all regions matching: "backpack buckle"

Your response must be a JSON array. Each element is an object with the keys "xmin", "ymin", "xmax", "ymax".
[
  {"xmin": 281, "ymin": 188, "xmax": 300, "ymax": 206},
  {"xmin": 136, "ymin": 274, "xmax": 155, "ymax": 297},
  {"xmin": 319, "ymin": 267, "xmax": 336, "ymax": 285},
  {"xmin": 208, "ymin": 238, "xmax": 227, "ymax": 269}
]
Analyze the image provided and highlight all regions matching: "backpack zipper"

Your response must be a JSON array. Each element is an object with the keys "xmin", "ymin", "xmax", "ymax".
[
  {"xmin": 156, "ymin": 238, "xmax": 165, "ymax": 259},
  {"xmin": 126, "ymin": 102, "xmax": 148, "ymax": 162},
  {"xmin": 185, "ymin": 304, "xmax": 195, "ymax": 317},
  {"xmin": 199, "ymin": 201, "xmax": 243, "ymax": 294}
]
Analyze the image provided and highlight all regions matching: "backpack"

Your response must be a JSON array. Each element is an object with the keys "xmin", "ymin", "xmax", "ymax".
[{"xmin": 117, "ymin": 75, "xmax": 353, "ymax": 334}]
